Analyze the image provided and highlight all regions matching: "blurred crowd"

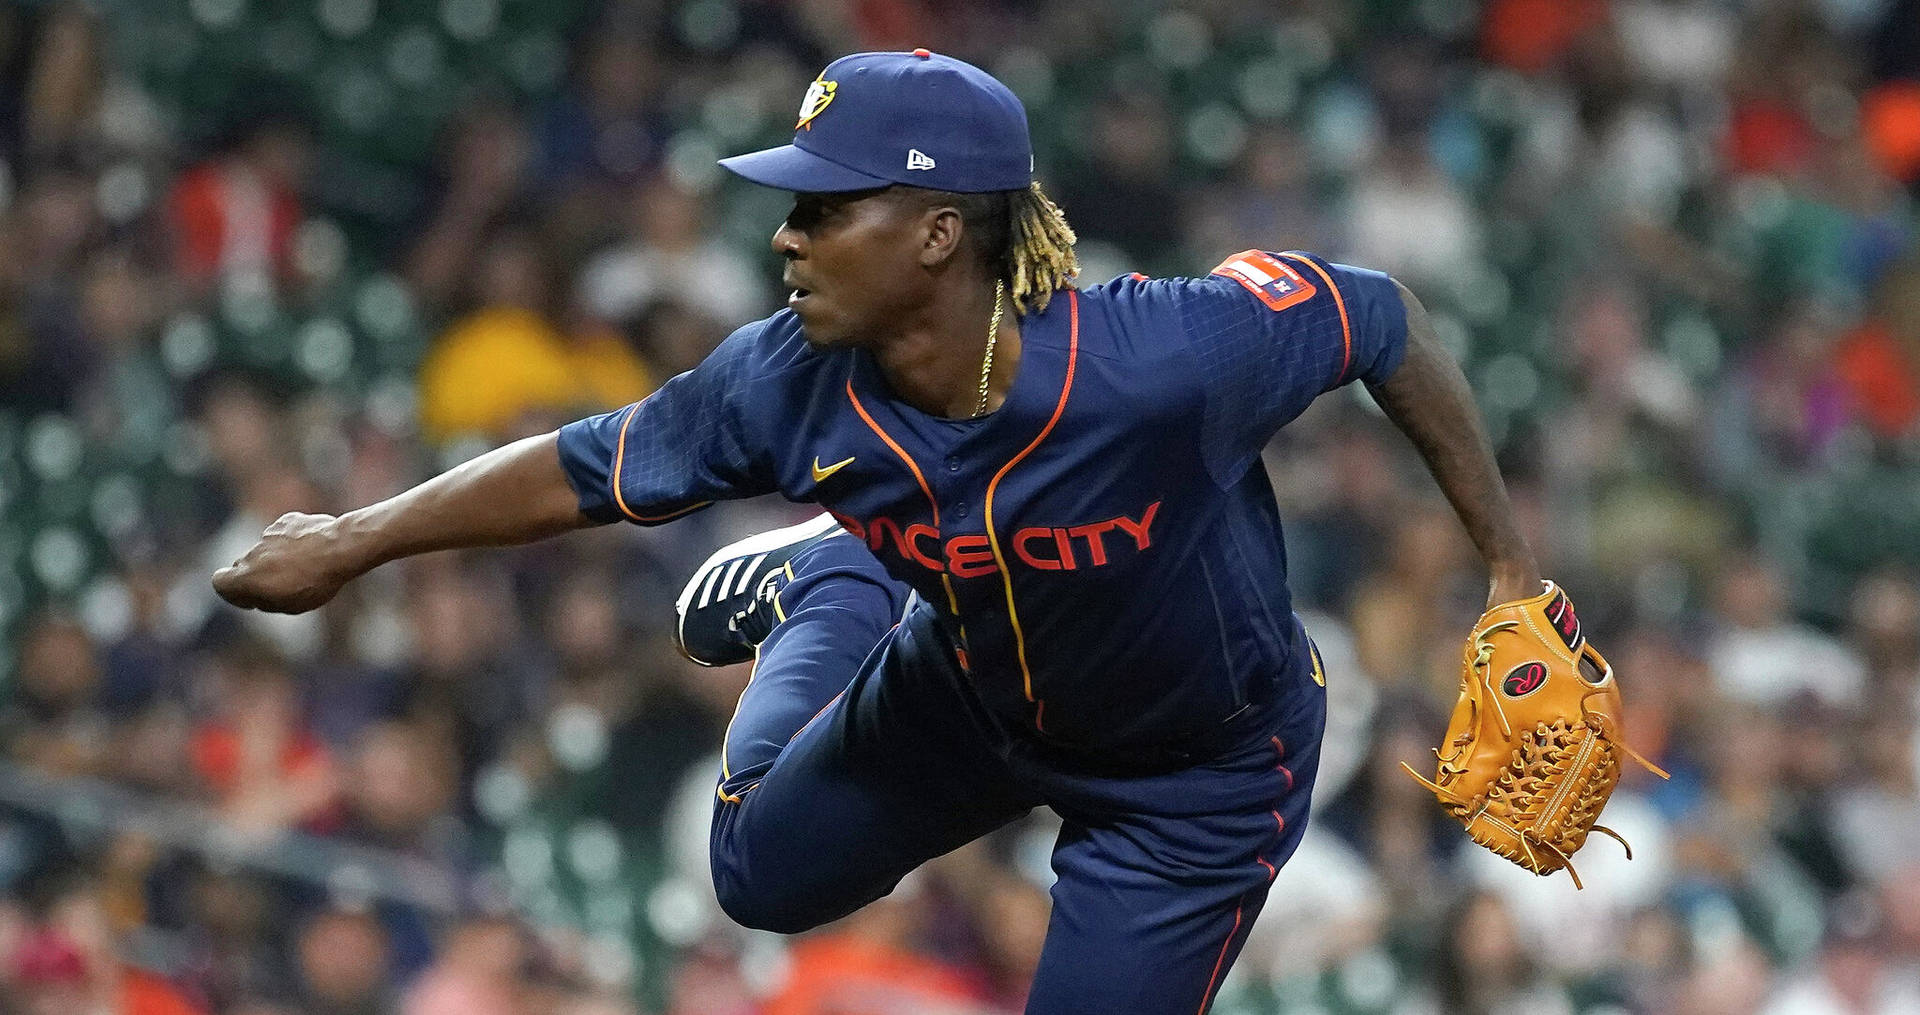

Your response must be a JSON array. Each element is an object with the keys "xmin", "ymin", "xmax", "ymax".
[{"xmin": 1, "ymin": 0, "xmax": 1918, "ymax": 1012}]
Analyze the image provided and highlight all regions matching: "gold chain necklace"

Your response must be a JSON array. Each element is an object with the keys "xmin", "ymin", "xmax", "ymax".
[{"xmin": 973, "ymin": 280, "xmax": 1005, "ymax": 418}]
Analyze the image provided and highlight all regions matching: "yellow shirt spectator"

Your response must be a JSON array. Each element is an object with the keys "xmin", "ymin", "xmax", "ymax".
[{"xmin": 417, "ymin": 306, "xmax": 653, "ymax": 442}]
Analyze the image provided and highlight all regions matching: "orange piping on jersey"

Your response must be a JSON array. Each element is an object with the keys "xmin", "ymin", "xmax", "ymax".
[
  {"xmin": 715, "ymin": 649, "xmax": 760, "ymax": 804},
  {"xmin": 1277, "ymin": 253, "xmax": 1352, "ymax": 383},
  {"xmin": 982, "ymin": 290, "xmax": 1079, "ymax": 728},
  {"xmin": 846, "ymin": 384, "xmax": 940, "ymax": 523},
  {"xmin": 1260, "ymin": 810, "xmax": 1286, "ymax": 879},
  {"xmin": 789, "ymin": 689, "xmax": 845, "ymax": 744},
  {"xmin": 1197, "ymin": 900, "xmax": 1246, "ymax": 1015},
  {"xmin": 717, "ymin": 687, "xmax": 847, "ymax": 798},
  {"xmin": 845, "ymin": 383, "xmax": 971, "ymax": 646},
  {"xmin": 1197, "ymin": 800, "xmax": 1288, "ymax": 1008},
  {"xmin": 717, "ymin": 683, "xmax": 848, "ymax": 804},
  {"xmin": 612, "ymin": 401, "xmax": 713, "ymax": 522},
  {"xmin": 938, "ymin": 572, "xmax": 965, "ymax": 633},
  {"xmin": 1272, "ymin": 735, "xmax": 1295, "ymax": 792}
]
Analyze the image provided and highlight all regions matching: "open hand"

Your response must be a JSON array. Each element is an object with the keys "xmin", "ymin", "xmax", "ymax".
[{"xmin": 212, "ymin": 512, "xmax": 362, "ymax": 614}]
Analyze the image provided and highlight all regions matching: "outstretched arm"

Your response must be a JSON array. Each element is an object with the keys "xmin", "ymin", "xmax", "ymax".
[
  {"xmin": 213, "ymin": 432, "xmax": 597, "ymax": 614},
  {"xmin": 1365, "ymin": 281, "xmax": 1541, "ymax": 608}
]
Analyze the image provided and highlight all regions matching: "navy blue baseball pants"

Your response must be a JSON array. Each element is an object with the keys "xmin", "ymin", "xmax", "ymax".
[{"xmin": 708, "ymin": 532, "xmax": 1325, "ymax": 1014}]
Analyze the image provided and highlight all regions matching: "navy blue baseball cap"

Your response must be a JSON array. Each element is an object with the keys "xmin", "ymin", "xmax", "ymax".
[{"xmin": 718, "ymin": 49, "xmax": 1033, "ymax": 194}]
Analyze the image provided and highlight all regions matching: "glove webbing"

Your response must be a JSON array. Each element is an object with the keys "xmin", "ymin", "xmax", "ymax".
[{"xmin": 1401, "ymin": 623, "xmax": 1669, "ymax": 890}]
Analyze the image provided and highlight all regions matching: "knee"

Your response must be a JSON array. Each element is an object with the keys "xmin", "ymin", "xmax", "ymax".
[{"xmin": 711, "ymin": 863, "xmax": 834, "ymax": 935}]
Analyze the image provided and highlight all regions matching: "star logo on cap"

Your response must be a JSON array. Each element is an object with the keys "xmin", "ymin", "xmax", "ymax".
[{"xmin": 796, "ymin": 76, "xmax": 837, "ymax": 130}]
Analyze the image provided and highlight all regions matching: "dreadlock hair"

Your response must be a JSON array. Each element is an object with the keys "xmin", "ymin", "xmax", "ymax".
[{"xmin": 902, "ymin": 183, "xmax": 1080, "ymax": 316}]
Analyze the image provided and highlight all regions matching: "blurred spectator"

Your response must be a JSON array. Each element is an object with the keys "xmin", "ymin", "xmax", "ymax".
[
  {"xmin": 398, "ymin": 561, "xmax": 543, "ymax": 786},
  {"xmin": 1615, "ymin": 904, "xmax": 1691, "ymax": 1012},
  {"xmin": 168, "ymin": 111, "xmax": 312, "ymax": 297},
  {"xmin": 1837, "ymin": 259, "xmax": 1920, "ymax": 441},
  {"xmin": 579, "ymin": 172, "xmax": 766, "ymax": 329},
  {"xmin": 1832, "ymin": 712, "xmax": 1920, "ymax": 882},
  {"xmin": 1860, "ymin": 81, "xmax": 1920, "ymax": 185},
  {"xmin": 292, "ymin": 907, "xmax": 392, "ymax": 1015},
  {"xmin": 98, "ymin": 562, "xmax": 189, "ymax": 718},
  {"xmin": 920, "ymin": 841, "xmax": 1051, "ymax": 1009},
  {"xmin": 1762, "ymin": 894, "xmax": 1920, "ymax": 1014},
  {"xmin": 188, "ymin": 638, "xmax": 339, "ymax": 839},
  {"xmin": 1, "ymin": 161, "xmax": 103, "ymax": 413},
  {"xmin": 404, "ymin": 915, "xmax": 527, "ymax": 1015},
  {"xmin": 1056, "ymin": 96, "xmax": 1183, "ymax": 270},
  {"xmin": 179, "ymin": 870, "xmax": 291, "ymax": 1009},
  {"xmin": 1708, "ymin": 555, "xmax": 1867, "ymax": 707},
  {"xmin": 1613, "ymin": 0, "xmax": 1735, "ymax": 97},
  {"xmin": 1186, "ymin": 126, "xmax": 1336, "ymax": 266},
  {"xmin": 764, "ymin": 885, "xmax": 1000, "ymax": 1015},
  {"xmin": 534, "ymin": 33, "xmax": 667, "ymax": 194},
  {"xmin": 1267, "ymin": 416, "xmax": 1405, "ymax": 611},
  {"xmin": 9, "ymin": 876, "xmax": 203, "ymax": 1015},
  {"xmin": 407, "ymin": 102, "xmax": 535, "ymax": 313},
  {"xmin": 1347, "ymin": 502, "xmax": 1478, "ymax": 695},
  {"xmin": 112, "ymin": 703, "xmax": 191, "ymax": 794},
  {"xmin": 1882, "ymin": 863, "xmax": 1920, "ymax": 965},
  {"xmin": 0, "ymin": 3, "xmax": 1916, "ymax": 1011},
  {"xmin": 4, "ymin": 612, "xmax": 109, "ymax": 777},
  {"xmin": 1347, "ymin": 143, "xmax": 1483, "ymax": 289},
  {"xmin": 69, "ymin": 246, "xmax": 167, "ymax": 447},
  {"xmin": 1671, "ymin": 939, "xmax": 1777, "ymax": 1015},
  {"xmin": 1317, "ymin": 707, "xmax": 1462, "ymax": 924},
  {"xmin": 416, "ymin": 228, "xmax": 652, "ymax": 443},
  {"xmin": 339, "ymin": 720, "xmax": 458, "ymax": 855},
  {"xmin": 665, "ymin": 936, "xmax": 758, "ymax": 1015},
  {"xmin": 1431, "ymin": 891, "xmax": 1574, "ymax": 1015},
  {"xmin": 1848, "ymin": 570, "xmax": 1920, "ymax": 689},
  {"xmin": 1231, "ymin": 826, "xmax": 1388, "ymax": 1006},
  {"xmin": 626, "ymin": 298, "xmax": 733, "ymax": 377},
  {"xmin": 1480, "ymin": 0, "xmax": 1608, "ymax": 75}
]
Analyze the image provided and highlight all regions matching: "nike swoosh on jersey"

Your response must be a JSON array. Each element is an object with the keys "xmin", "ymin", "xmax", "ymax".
[{"xmin": 811, "ymin": 456, "xmax": 855, "ymax": 482}]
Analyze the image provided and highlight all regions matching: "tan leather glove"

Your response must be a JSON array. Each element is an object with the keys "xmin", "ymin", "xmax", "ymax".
[{"xmin": 1403, "ymin": 581, "xmax": 1667, "ymax": 888}]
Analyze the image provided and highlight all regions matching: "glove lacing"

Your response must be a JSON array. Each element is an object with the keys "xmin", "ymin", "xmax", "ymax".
[{"xmin": 1400, "ymin": 622, "xmax": 1669, "ymax": 890}]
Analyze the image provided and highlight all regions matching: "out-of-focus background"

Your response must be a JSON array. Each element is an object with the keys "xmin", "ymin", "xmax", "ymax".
[{"xmin": 1, "ymin": 0, "xmax": 1918, "ymax": 1011}]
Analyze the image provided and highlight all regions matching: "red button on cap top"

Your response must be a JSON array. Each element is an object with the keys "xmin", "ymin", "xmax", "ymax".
[{"xmin": 912, "ymin": 48, "xmax": 932, "ymax": 58}]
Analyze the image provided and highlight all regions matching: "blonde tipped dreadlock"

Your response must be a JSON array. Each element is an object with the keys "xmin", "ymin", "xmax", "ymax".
[
  {"xmin": 1007, "ymin": 182, "xmax": 1078, "ymax": 316},
  {"xmin": 900, "ymin": 182, "xmax": 1078, "ymax": 314}
]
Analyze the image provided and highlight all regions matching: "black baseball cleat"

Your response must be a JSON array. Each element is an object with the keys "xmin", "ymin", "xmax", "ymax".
[{"xmin": 673, "ymin": 513, "xmax": 845, "ymax": 667}]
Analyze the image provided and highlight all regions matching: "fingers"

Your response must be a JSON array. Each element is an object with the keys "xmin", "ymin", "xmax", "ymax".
[
  {"xmin": 211, "ymin": 527, "xmax": 278, "ymax": 608},
  {"xmin": 211, "ymin": 564, "xmax": 262, "ymax": 610},
  {"xmin": 210, "ymin": 514, "xmax": 343, "ymax": 615},
  {"xmin": 211, "ymin": 562, "xmax": 329, "ymax": 615}
]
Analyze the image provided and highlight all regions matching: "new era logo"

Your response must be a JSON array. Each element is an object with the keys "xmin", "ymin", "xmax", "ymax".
[{"xmin": 906, "ymin": 149, "xmax": 936, "ymax": 171}]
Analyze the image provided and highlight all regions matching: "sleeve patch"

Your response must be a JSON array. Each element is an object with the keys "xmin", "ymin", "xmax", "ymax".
[{"xmin": 1210, "ymin": 250, "xmax": 1317, "ymax": 312}]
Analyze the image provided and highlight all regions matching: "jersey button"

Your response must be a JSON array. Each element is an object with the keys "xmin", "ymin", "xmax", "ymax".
[
  {"xmin": 945, "ymin": 456, "xmax": 961, "ymax": 472},
  {"xmin": 952, "ymin": 502, "xmax": 969, "ymax": 519}
]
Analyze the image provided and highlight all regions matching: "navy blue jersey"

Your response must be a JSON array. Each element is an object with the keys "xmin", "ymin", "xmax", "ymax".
[{"xmin": 557, "ymin": 251, "xmax": 1407, "ymax": 751}]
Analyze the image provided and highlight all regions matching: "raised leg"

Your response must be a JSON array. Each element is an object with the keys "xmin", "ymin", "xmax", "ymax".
[{"xmin": 704, "ymin": 532, "xmax": 1037, "ymax": 933}]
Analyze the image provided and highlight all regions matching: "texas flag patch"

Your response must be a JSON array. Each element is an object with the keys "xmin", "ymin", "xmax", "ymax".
[{"xmin": 1210, "ymin": 250, "xmax": 1317, "ymax": 312}]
